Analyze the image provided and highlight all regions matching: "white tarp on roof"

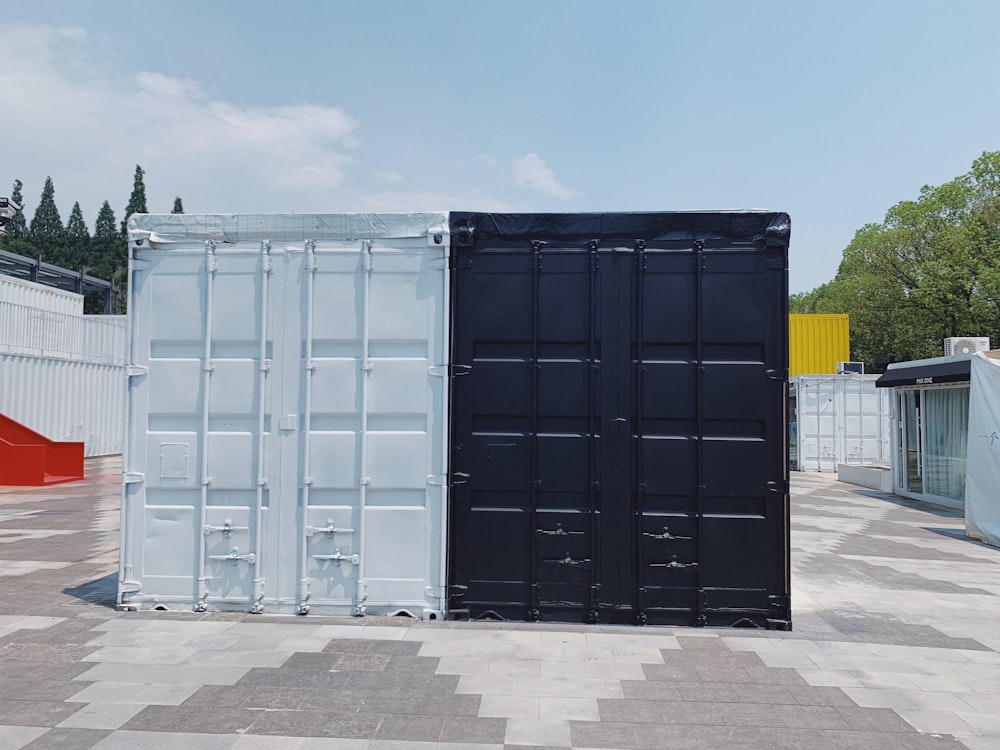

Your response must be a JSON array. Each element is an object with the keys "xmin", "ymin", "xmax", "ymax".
[{"xmin": 966, "ymin": 352, "xmax": 1000, "ymax": 547}]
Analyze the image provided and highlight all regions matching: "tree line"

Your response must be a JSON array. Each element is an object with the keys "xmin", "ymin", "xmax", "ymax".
[
  {"xmin": 792, "ymin": 151, "xmax": 1000, "ymax": 372},
  {"xmin": 1, "ymin": 166, "xmax": 182, "ymax": 313}
]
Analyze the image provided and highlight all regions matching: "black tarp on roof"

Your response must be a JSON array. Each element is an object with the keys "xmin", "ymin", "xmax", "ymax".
[{"xmin": 875, "ymin": 357, "xmax": 972, "ymax": 388}]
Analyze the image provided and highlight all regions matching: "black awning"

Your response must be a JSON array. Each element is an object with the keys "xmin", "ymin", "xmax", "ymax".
[{"xmin": 875, "ymin": 358, "xmax": 972, "ymax": 388}]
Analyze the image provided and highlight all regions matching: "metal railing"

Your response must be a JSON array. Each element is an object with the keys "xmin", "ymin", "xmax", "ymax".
[{"xmin": 0, "ymin": 300, "xmax": 126, "ymax": 365}]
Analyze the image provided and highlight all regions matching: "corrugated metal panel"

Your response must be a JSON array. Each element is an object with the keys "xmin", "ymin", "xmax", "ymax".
[
  {"xmin": 790, "ymin": 374, "xmax": 891, "ymax": 472},
  {"xmin": 0, "ymin": 274, "xmax": 83, "ymax": 316},
  {"xmin": 0, "ymin": 353, "xmax": 124, "ymax": 457},
  {"xmin": 121, "ymin": 212, "xmax": 450, "ymax": 617},
  {"xmin": 789, "ymin": 313, "xmax": 849, "ymax": 376}
]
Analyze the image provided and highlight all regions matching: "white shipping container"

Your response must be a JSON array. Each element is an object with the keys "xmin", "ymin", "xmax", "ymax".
[
  {"xmin": 121, "ymin": 213, "xmax": 450, "ymax": 618},
  {"xmin": 0, "ymin": 274, "xmax": 83, "ymax": 317},
  {"xmin": 0, "ymin": 353, "xmax": 125, "ymax": 457},
  {"xmin": 791, "ymin": 374, "xmax": 891, "ymax": 472}
]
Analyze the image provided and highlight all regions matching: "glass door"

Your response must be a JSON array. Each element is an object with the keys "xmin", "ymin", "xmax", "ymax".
[{"xmin": 898, "ymin": 390, "xmax": 923, "ymax": 493}]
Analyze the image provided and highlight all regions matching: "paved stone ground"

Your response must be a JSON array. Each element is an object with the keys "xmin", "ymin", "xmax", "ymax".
[{"xmin": 0, "ymin": 457, "xmax": 999, "ymax": 749}]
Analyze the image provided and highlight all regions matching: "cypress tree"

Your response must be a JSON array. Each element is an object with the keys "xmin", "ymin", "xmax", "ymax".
[
  {"xmin": 65, "ymin": 202, "xmax": 91, "ymax": 270},
  {"xmin": 28, "ymin": 176, "xmax": 66, "ymax": 262},
  {"xmin": 6, "ymin": 179, "xmax": 27, "ymax": 240},
  {"xmin": 121, "ymin": 165, "xmax": 148, "ymax": 237},
  {"xmin": 90, "ymin": 200, "xmax": 129, "ymax": 313},
  {"xmin": 172, "ymin": 196, "xmax": 184, "ymax": 214},
  {"xmin": 91, "ymin": 200, "xmax": 119, "ymax": 277}
]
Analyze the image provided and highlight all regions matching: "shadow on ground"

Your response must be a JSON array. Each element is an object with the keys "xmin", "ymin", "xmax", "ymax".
[{"xmin": 63, "ymin": 572, "xmax": 118, "ymax": 608}]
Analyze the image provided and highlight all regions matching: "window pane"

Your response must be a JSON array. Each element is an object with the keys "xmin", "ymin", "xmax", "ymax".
[{"xmin": 923, "ymin": 387, "xmax": 970, "ymax": 500}]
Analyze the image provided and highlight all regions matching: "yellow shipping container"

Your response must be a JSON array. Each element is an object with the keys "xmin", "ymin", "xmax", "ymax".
[{"xmin": 789, "ymin": 313, "xmax": 849, "ymax": 376}]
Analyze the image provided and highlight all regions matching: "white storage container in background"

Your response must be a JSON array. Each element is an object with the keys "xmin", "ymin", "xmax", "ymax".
[
  {"xmin": 120, "ymin": 213, "xmax": 450, "ymax": 618},
  {"xmin": 790, "ymin": 374, "xmax": 891, "ymax": 472}
]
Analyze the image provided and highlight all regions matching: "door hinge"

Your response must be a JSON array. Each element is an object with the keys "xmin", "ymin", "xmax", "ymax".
[
  {"xmin": 427, "ymin": 227, "xmax": 449, "ymax": 247},
  {"xmin": 766, "ymin": 368, "xmax": 788, "ymax": 381},
  {"xmin": 127, "ymin": 365, "xmax": 148, "ymax": 377},
  {"xmin": 123, "ymin": 471, "xmax": 145, "ymax": 485}
]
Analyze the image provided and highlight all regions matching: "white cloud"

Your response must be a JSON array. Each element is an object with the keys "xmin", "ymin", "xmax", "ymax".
[
  {"xmin": 512, "ymin": 152, "xmax": 576, "ymax": 200},
  {"xmin": 0, "ymin": 22, "xmax": 546, "ymax": 227},
  {"xmin": 0, "ymin": 23, "xmax": 360, "ymax": 220}
]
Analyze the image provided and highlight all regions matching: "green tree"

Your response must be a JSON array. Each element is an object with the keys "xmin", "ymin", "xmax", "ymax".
[
  {"xmin": 171, "ymin": 196, "xmax": 184, "ymax": 214},
  {"xmin": 28, "ymin": 176, "xmax": 66, "ymax": 262},
  {"xmin": 65, "ymin": 201, "xmax": 91, "ymax": 270},
  {"xmin": 5, "ymin": 179, "xmax": 27, "ymax": 240},
  {"xmin": 796, "ymin": 151, "xmax": 1000, "ymax": 371},
  {"xmin": 88, "ymin": 200, "xmax": 126, "ymax": 313},
  {"xmin": 121, "ymin": 164, "xmax": 148, "ymax": 237}
]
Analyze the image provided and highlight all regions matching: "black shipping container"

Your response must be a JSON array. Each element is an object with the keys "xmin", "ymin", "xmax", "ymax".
[{"xmin": 447, "ymin": 212, "xmax": 791, "ymax": 629}]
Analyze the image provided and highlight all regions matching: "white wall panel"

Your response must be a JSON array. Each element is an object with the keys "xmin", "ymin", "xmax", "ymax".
[{"xmin": 0, "ymin": 353, "xmax": 124, "ymax": 456}]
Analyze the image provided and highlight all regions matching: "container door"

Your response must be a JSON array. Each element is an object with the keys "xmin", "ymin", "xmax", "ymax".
[
  {"xmin": 122, "ymin": 241, "xmax": 277, "ymax": 611},
  {"xmin": 448, "ymin": 213, "xmax": 790, "ymax": 628},
  {"xmin": 448, "ymin": 241, "xmax": 607, "ymax": 622},
  {"xmin": 288, "ymin": 238, "xmax": 448, "ymax": 617},
  {"xmin": 668, "ymin": 243, "xmax": 788, "ymax": 627}
]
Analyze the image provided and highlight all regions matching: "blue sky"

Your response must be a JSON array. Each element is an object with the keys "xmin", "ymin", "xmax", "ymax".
[{"xmin": 4, "ymin": 1, "xmax": 1000, "ymax": 293}]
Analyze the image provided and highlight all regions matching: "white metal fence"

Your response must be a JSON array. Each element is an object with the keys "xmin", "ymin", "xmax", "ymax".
[
  {"xmin": 0, "ymin": 301, "xmax": 126, "ymax": 365},
  {"xmin": 0, "ymin": 296, "xmax": 126, "ymax": 457}
]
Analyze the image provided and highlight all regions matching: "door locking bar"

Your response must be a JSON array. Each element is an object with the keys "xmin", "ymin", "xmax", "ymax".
[
  {"xmin": 650, "ymin": 556, "xmax": 699, "ymax": 570},
  {"xmin": 203, "ymin": 520, "xmax": 249, "ymax": 536},
  {"xmin": 305, "ymin": 520, "xmax": 355, "ymax": 537},
  {"xmin": 209, "ymin": 547, "xmax": 256, "ymax": 565},
  {"xmin": 536, "ymin": 523, "xmax": 584, "ymax": 537},
  {"xmin": 313, "ymin": 549, "xmax": 360, "ymax": 565},
  {"xmin": 544, "ymin": 554, "xmax": 592, "ymax": 568},
  {"xmin": 643, "ymin": 526, "xmax": 692, "ymax": 541}
]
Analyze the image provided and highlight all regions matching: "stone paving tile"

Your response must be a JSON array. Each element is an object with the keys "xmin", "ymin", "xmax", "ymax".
[
  {"xmin": 122, "ymin": 705, "xmax": 258, "ymax": 734},
  {"xmin": 21, "ymin": 727, "xmax": 112, "ymax": 749},
  {"xmin": 248, "ymin": 711, "xmax": 384, "ymax": 739},
  {"xmin": 56, "ymin": 702, "xmax": 146, "ymax": 731},
  {"xmin": 90, "ymin": 730, "xmax": 237, "ymax": 749},
  {"xmin": 438, "ymin": 716, "xmax": 507, "ymax": 744},
  {"xmin": 374, "ymin": 714, "xmax": 445, "ymax": 742},
  {"xmin": 504, "ymin": 717, "xmax": 571, "ymax": 746},
  {"xmin": 822, "ymin": 729, "xmax": 965, "ymax": 748},
  {"xmin": 0, "ymin": 700, "xmax": 84, "ymax": 727}
]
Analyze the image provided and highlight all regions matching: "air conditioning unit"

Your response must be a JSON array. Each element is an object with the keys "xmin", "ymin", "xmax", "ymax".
[
  {"xmin": 836, "ymin": 361, "xmax": 864, "ymax": 374},
  {"xmin": 944, "ymin": 337, "xmax": 990, "ymax": 356}
]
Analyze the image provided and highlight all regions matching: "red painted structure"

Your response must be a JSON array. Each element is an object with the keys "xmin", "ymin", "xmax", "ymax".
[{"xmin": 0, "ymin": 413, "xmax": 84, "ymax": 485}]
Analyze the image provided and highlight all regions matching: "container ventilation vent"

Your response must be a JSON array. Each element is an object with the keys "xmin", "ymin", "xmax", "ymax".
[{"xmin": 944, "ymin": 337, "xmax": 990, "ymax": 356}]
